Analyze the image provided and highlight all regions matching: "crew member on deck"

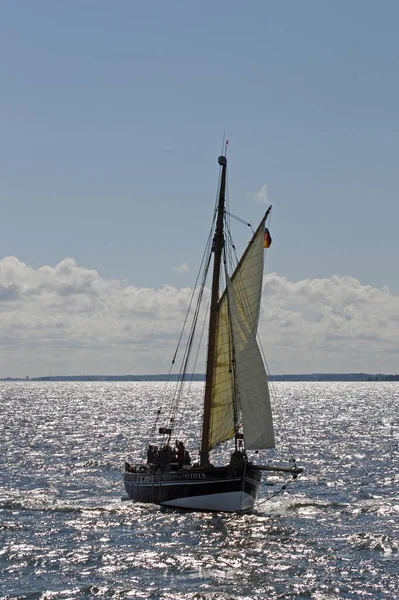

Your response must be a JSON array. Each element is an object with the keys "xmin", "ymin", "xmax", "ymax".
[
  {"xmin": 177, "ymin": 441, "xmax": 185, "ymax": 468},
  {"xmin": 183, "ymin": 450, "xmax": 191, "ymax": 466},
  {"xmin": 159, "ymin": 444, "xmax": 173, "ymax": 472}
]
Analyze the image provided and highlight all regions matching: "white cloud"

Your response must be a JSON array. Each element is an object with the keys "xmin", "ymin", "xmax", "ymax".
[
  {"xmin": 259, "ymin": 273, "xmax": 399, "ymax": 374},
  {"xmin": 247, "ymin": 184, "xmax": 269, "ymax": 204},
  {"xmin": 1, "ymin": 256, "xmax": 399, "ymax": 377},
  {"xmin": 173, "ymin": 262, "xmax": 190, "ymax": 273}
]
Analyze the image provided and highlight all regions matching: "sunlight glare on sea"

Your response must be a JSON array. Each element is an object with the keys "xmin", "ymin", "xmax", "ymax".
[{"xmin": 0, "ymin": 381, "xmax": 398, "ymax": 599}]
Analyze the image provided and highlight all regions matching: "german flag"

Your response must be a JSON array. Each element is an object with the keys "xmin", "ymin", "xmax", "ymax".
[{"xmin": 264, "ymin": 228, "xmax": 272, "ymax": 248}]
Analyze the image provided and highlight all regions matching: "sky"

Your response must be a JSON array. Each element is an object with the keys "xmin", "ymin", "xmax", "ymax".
[{"xmin": 1, "ymin": 1, "xmax": 399, "ymax": 377}]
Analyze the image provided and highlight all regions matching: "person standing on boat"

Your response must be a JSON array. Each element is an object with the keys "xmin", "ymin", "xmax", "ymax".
[
  {"xmin": 183, "ymin": 450, "xmax": 191, "ymax": 466},
  {"xmin": 177, "ymin": 441, "xmax": 185, "ymax": 468},
  {"xmin": 159, "ymin": 444, "xmax": 173, "ymax": 472},
  {"xmin": 147, "ymin": 444, "xmax": 154, "ymax": 464}
]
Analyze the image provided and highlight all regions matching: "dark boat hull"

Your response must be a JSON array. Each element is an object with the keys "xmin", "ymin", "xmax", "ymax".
[{"xmin": 123, "ymin": 465, "xmax": 262, "ymax": 512}]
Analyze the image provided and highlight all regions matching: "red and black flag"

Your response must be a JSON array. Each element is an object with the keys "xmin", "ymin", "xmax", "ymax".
[{"xmin": 264, "ymin": 228, "xmax": 272, "ymax": 248}]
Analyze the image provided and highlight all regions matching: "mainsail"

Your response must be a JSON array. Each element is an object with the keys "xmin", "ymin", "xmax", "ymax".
[{"xmin": 207, "ymin": 217, "xmax": 275, "ymax": 450}]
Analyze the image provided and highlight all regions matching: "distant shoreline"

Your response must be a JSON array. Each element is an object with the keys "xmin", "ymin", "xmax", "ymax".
[{"xmin": 1, "ymin": 373, "xmax": 399, "ymax": 382}]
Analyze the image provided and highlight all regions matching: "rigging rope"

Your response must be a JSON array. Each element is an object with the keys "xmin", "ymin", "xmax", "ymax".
[
  {"xmin": 141, "ymin": 221, "xmax": 214, "ymax": 458},
  {"xmin": 154, "ymin": 165, "xmax": 224, "ymax": 448},
  {"xmin": 239, "ymin": 474, "xmax": 298, "ymax": 513},
  {"xmin": 165, "ymin": 250, "xmax": 212, "ymax": 437},
  {"xmin": 225, "ymin": 211, "xmax": 254, "ymax": 232},
  {"xmin": 173, "ymin": 293, "xmax": 210, "ymax": 446}
]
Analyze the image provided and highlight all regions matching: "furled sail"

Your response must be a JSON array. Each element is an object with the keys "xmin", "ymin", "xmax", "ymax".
[{"xmin": 207, "ymin": 217, "xmax": 275, "ymax": 450}]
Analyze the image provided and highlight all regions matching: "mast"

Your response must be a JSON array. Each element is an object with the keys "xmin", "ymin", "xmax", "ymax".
[{"xmin": 200, "ymin": 155, "xmax": 227, "ymax": 467}]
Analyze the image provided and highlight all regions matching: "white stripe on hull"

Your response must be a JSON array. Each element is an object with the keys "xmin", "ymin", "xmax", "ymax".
[{"xmin": 161, "ymin": 491, "xmax": 255, "ymax": 512}]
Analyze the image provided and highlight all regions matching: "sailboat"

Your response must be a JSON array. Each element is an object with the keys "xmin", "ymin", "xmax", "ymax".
[{"xmin": 124, "ymin": 152, "xmax": 301, "ymax": 512}]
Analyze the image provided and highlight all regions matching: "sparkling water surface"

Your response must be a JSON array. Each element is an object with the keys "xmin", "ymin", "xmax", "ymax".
[{"xmin": 0, "ymin": 381, "xmax": 398, "ymax": 599}]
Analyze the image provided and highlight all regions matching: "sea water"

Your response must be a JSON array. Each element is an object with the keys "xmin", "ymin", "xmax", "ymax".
[{"xmin": 0, "ymin": 381, "xmax": 398, "ymax": 599}]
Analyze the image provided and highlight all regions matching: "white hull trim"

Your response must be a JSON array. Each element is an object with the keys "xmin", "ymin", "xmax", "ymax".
[{"xmin": 161, "ymin": 490, "xmax": 255, "ymax": 512}]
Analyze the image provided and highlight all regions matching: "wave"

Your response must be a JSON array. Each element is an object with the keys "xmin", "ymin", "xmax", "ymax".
[
  {"xmin": 347, "ymin": 532, "xmax": 399, "ymax": 554},
  {"xmin": 286, "ymin": 499, "xmax": 347, "ymax": 512},
  {"xmin": 0, "ymin": 499, "xmax": 129, "ymax": 515}
]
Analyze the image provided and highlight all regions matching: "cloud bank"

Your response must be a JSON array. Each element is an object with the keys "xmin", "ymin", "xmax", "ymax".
[{"xmin": 1, "ymin": 256, "xmax": 398, "ymax": 377}]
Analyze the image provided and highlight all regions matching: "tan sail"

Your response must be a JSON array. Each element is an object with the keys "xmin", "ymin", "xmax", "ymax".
[
  {"xmin": 207, "ymin": 290, "xmax": 236, "ymax": 450},
  {"xmin": 208, "ymin": 218, "xmax": 275, "ymax": 450}
]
